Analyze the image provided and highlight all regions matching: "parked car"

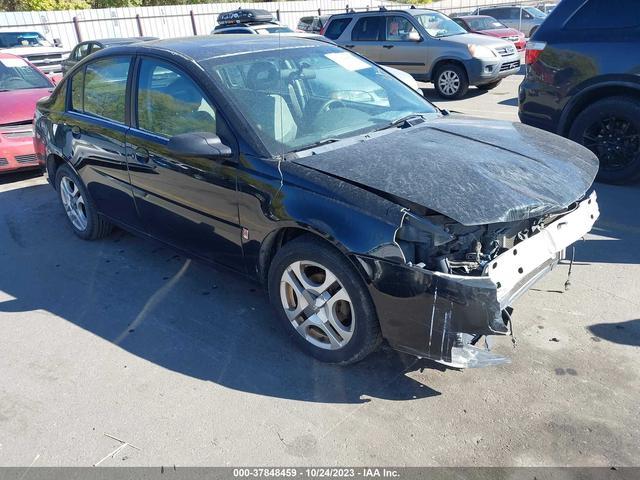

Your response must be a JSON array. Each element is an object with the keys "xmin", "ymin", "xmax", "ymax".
[
  {"xmin": 471, "ymin": 5, "xmax": 547, "ymax": 37},
  {"xmin": 536, "ymin": 3, "xmax": 557, "ymax": 14},
  {"xmin": 212, "ymin": 9, "xmax": 294, "ymax": 35},
  {"xmin": 323, "ymin": 7, "xmax": 521, "ymax": 98},
  {"xmin": 0, "ymin": 53, "xmax": 54, "ymax": 173},
  {"xmin": 519, "ymin": 0, "xmax": 640, "ymax": 184},
  {"xmin": 452, "ymin": 15, "xmax": 526, "ymax": 51},
  {"xmin": 298, "ymin": 15, "xmax": 331, "ymax": 33},
  {"xmin": 35, "ymin": 36, "xmax": 600, "ymax": 367},
  {"xmin": 0, "ymin": 31, "xmax": 68, "ymax": 77},
  {"xmin": 62, "ymin": 37, "xmax": 158, "ymax": 75}
]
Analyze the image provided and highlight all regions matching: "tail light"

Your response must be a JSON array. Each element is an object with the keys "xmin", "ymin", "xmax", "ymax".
[{"xmin": 525, "ymin": 41, "xmax": 546, "ymax": 65}]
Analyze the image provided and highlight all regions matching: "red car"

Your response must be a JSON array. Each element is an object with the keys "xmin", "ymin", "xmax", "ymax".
[
  {"xmin": 0, "ymin": 52, "xmax": 54, "ymax": 173},
  {"xmin": 452, "ymin": 15, "xmax": 526, "ymax": 51}
]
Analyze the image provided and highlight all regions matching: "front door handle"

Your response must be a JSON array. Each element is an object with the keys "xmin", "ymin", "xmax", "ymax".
[
  {"xmin": 135, "ymin": 147, "xmax": 149, "ymax": 164},
  {"xmin": 345, "ymin": 44, "xmax": 355, "ymax": 48},
  {"xmin": 71, "ymin": 125, "xmax": 81, "ymax": 137},
  {"xmin": 383, "ymin": 44, "xmax": 394, "ymax": 49}
]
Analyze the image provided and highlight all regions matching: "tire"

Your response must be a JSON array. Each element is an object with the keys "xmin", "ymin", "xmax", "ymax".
[
  {"xmin": 477, "ymin": 80, "xmax": 502, "ymax": 91},
  {"xmin": 55, "ymin": 163, "xmax": 113, "ymax": 240},
  {"xmin": 268, "ymin": 235, "xmax": 382, "ymax": 364},
  {"xmin": 433, "ymin": 63, "xmax": 469, "ymax": 99},
  {"xmin": 568, "ymin": 96, "xmax": 640, "ymax": 185}
]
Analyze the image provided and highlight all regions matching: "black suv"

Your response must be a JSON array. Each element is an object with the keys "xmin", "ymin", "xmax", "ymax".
[{"xmin": 519, "ymin": 0, "xmax": 640, "ymax": 184}]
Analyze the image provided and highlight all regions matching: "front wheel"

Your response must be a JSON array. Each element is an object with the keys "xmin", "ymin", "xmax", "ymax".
[
  {"xmin": 568, "ymin": 96, "xmax": 640, "ymax": 185},
  {"xmin": 268, "ymin": 235, "xmax": 382, "ymax": 364},
  {"xmin": 477, "ymin": 80, "xmax": 502, "ymax": 91},
  {"xmin": 433, "ymin": 64, "xmax": 469, "ymax": 99},
  {"xmin": 55, "ymin": 163, "xmax": 113, "ymax": 239}
]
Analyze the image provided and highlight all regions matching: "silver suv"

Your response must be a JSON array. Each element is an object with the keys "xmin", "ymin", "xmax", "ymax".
[
  {"xmin": 472, "ymin": 5, "xmax": 547, "ymax": 37},
  {"xmin": 324, "ymin": 8, "xmax": 521, "ymax": 99}
]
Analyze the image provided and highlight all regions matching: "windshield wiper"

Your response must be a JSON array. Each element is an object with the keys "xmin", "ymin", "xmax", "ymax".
[
  {"xmin": 375, "ymin": 114, "xmax": 427, "ymax": 132},
  {"xmin": 288, "ymin": 138, "xmax": 342, "ymax": 154}
]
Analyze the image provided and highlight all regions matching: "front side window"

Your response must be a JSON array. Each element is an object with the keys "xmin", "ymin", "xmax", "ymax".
[
  {"xmin": 523, "ymin": 7, "xmax": 546, "ymax": 19},
  {"xmin": 0, "ymin": 56, "xmax": 51, "ymax": 91},
  {"xmin": 385, "ymin": 16, "xmax": 419, "ymax": 41},
  {"xmin": 414, "ymin": 12, "xmax": 466, "ymax": 37},
  {"xmin": 137, "ymin": 59, "xmax": 216, "ymax": 138},
  {"xmin": 74, "ymin": 43, "xmax": 90, "ymax": 60},
  {"xmin": 324, "ymin": 17, "xmax": 351, "ymax": 39},
  {"xmin": 351, "ymin": 16, "xmax": 382, "ymax": 41},
  {"xmin": 203, "ymin": 43, "xmax": 437, "ymax": 155},
  {"xmin": 82, "ymin": 56, "xmax": 130, "ymax": 123}
]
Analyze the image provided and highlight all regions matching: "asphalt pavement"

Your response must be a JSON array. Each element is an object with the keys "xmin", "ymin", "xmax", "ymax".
[{"xmin": 0, "ymin": 70, "xmax": 639, "ymax": 467}]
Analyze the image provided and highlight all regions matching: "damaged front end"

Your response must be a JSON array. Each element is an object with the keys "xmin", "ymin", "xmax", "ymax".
[{"xmin": 357, "ymin": 191, "xmax": 600, "ymax": 368}]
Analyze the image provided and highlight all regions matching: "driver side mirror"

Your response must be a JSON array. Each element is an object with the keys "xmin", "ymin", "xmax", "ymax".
[
  {"xmin": 53, "ymin": 38, "xmax": 62, "ymax": 47},
  {"xmin": 408, "ymin": 31, "xmax": 422, "ymax": 42},
  {"xmin": 167, "ymin": 132, "xmax": 233, "ymax": 160}
]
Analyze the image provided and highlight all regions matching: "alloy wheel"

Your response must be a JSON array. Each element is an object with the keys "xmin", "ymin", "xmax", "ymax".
[
  {"xmin": 279, "ymin": 260, "xmax": 354, "ymax": 350},
  {"xmin": 438, "ymin": 70, "xmax": 460, "ymax": 96},
  {"xmin": 583, "ymin": 116, "xmax": 640, "ymax": 171},
  {"xmin": 60, "ymin": 176, "xmax": 88, "ymax": 231}
]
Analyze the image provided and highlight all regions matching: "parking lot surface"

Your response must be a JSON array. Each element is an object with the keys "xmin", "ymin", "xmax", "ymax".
[{"xmin": 1, "ymin": 71, "xmax": 639, "ymax": 467}]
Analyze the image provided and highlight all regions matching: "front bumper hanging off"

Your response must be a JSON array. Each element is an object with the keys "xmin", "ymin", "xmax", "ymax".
[{"xmin": 358, "ymin": 191, "xmax": 600, "ymax": 368}]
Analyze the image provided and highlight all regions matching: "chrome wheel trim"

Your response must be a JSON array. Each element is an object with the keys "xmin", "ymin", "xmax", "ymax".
[
  {"xmin": 438, "ymin": 70, "xmax": 460, "ymax": 96},
  {"xmin": 60, "ymin": 176, "xmax": 88, "ymax": 231},
  {"xmin": 279, "ymin": 260, "xmax": 354, "ymax": 350}
]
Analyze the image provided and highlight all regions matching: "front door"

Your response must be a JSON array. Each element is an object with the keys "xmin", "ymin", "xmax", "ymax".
[
  {"xmin": 125, "ymin": 57, "xmax": 243, "ymax": 269},
  {"xmin": 347, "ymin": 16, "xmax": 385, "ymax": 64},
  {"xmin": 379, "ymin": 15, "xmax": 427, "ymax": 76}
]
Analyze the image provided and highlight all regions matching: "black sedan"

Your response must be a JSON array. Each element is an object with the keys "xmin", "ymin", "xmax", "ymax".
[{"xmin": 34, "ymin": 36, "xmax": 600, "ymax": 368}]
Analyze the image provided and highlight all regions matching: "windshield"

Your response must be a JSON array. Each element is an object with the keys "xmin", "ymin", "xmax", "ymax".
[
  {"xmin": 414, "ymin": 12, "xmax": 467, "ymax": 37},
  {"xmin": 0, "ymin": 32, "xmax": 52, "ymax": 49},
  {"xmin": 0, "ymin": 56, "xmax": 51, "ymax": 91},
  {"xmin": 524, "ymin": 6, "xmax": 547, "ymax": 18},
  {"xmin": 255, "ymin": 26, "xmax": 294, "ymax": 34},
  {"xmin": 468, "ymin": 16, "xmax": 508, "ymax": 31},
  {"xmin": 201, "ymin": 43, "xmax": 437, "ymax": 155}
]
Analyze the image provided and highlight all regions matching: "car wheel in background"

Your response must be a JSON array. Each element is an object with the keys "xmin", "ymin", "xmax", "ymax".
[
  {"xmin": 477, "ymin": 80, "xmax": 502, "ymax": 91},
  {"xmin": 55, "ymin": 163, "xmax": 113, "ymax": 239},
  {"xmin": 268, "ymin": 235, "xmax": 382, "ymax": 364},
  {"xmin": 434, "ymin": 64, "xmax": 469, "ymax": 99},
  {"xmin": 569, "ymin": 96, "xmax": 640, "ymax": 185}
]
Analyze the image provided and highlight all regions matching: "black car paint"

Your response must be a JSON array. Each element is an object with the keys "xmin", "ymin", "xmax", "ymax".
[
  {"xmin": 35, "ymin": 36, "xmax": 596, "ymax": 365},
  {"xmin": 518, "ymin": 0, "xmax": 640, "ymax": 136}
]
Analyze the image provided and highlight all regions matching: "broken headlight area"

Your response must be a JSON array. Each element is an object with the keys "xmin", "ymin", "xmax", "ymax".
[{"xmin": 368, "ymin": 191, "xmax": 601, "ymax": 368}]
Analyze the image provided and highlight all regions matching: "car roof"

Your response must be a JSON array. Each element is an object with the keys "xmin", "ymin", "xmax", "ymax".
[
  {"xmin": 104, "ymin": 35, "xmax": 327, "ymax": 62},
  {"xmin": 93, "ymin": 36, "xmax": 158, "ymax": 46}
]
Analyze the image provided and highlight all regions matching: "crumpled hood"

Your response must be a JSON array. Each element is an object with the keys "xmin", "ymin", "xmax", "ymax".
[{"xmin": 291, "ymin": 116, "xmax": 599, "ymax": 225}]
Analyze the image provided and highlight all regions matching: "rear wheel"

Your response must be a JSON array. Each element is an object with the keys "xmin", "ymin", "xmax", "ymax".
[
  {"xmin": 433, "ymin": 64, "xmax": 469, "ymax": 99},
  {"xmin": 477, "ymin": 80, "xmax": 502, "ymax": 91},
  {"xmin": 569, "ymin": 96, "xmax": 640, "ymax": 184},
  {"xmin": 268, "ymin": 235, "xmax": 381, "ymax": 364},
  {"xmin": 55, "ymin": 163, "xmax": 113, "ymax": 239}
]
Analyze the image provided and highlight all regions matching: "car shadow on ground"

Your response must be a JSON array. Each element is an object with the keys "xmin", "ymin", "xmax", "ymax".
[
  {"xmin": 421, "ymin": 86, "xmax": 487, "ymax": 102},
  {"xmin": 0, "ymin": 181, "xmax": 443, "ymax": 404},
  {"xmin": 588, "ymin": 319, "xmax": 640, "ymax": 347}
]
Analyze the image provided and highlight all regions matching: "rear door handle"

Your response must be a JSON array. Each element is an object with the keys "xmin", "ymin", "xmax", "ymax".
[
  {"xmin": 345, "ymin": 44, "xmax": 355, "ymax": 48},
  {"xmin": 383, "ymin": 44, "xmax": 394, "ymax": 49},
  {"xmin": 71, "ymin": 125, "xmax": 81, "ymax": 137}
]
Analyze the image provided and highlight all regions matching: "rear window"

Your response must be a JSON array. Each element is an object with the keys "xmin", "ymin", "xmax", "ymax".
[
  {"xmin": 324, "ymin": 17, "xmax": 351, "ymax": 39},
  {"xmin": 351, "ymin": 16, "xmax": 382, "ymax": 41},
  {"xmin": 565, "ymin": 0, "xmax": 640, "ymax": 29}
]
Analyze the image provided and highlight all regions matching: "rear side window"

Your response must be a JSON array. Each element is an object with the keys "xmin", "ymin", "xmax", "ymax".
[
  {"xmin": 352, "ymin": 16, "xmax": 382, "ymax": 41},
  {"xmin": 324, "ymin": 17, "xmax": 351, "ymax": 39},
  {"xmin": 83, "ymin": 57, "xmax": 130, "ymax": 123},
  {"xmin": 565, "ymin": 0, "xmax": 640, "ymax": 29},
  {"xmin": 70, "ymin": 68, "xmax": 84, "ymax": 111}
]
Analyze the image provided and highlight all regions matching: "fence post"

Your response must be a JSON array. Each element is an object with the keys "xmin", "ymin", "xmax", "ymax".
[
  {"xmin": 135, "ymin": 14, "xmax": 143, "ymax": 36},
  {"xmin": 346, "ymin": 4, "xmax": 349, "ymax": 13},
  {"xmin": 190, "ymin": 10, "xmax": 198, "ymax": 35},
  {"xmin": 72, "ymin": 16, "xmax": 82, "ymax": 43},
  {"xmin": 317, "ymin": 8, "xmax": 321, "ymax": 15},
  {"xmin": 276, "ymin": 9, "xmax": 281, "ymax": 21}
]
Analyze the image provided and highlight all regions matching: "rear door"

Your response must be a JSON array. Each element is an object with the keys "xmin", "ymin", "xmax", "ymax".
[
  {"xmin": 379, "ymin": 14, "xmax": 426, "ymax": 75},
  {"xmin": 125, "ymin": 56, "xmax": 243, "ymax": 268},
  {"xmin": 347, "ymin": 16, "xmax": 385, "ymax": 63}
]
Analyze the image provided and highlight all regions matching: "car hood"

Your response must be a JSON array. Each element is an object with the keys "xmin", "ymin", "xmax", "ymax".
[
  {"xmin": 291, "ymin": 116, "xmax": 599, "ymax": 226},
  {"xmin": 0, "ymin": 88, "xmax": 52, "ymax": 125},
  {"xmin": 440, "ymin": 32, "xmax": 513, "ymax": 48}
]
